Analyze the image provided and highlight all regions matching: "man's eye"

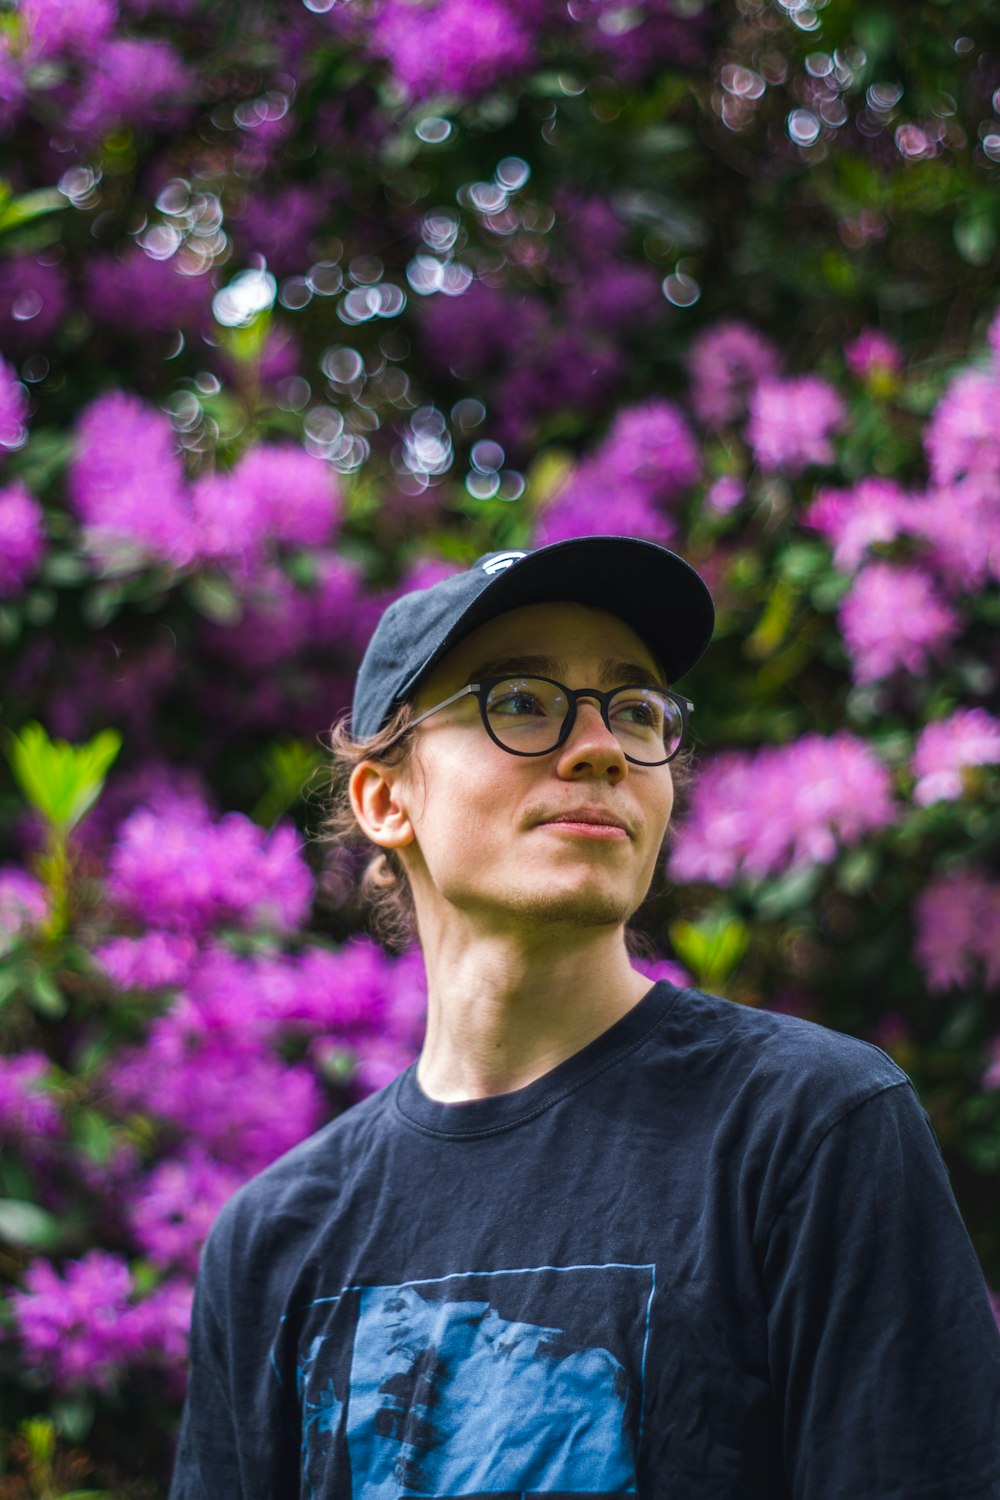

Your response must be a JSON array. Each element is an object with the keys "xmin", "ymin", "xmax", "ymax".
[{"xmin": 491, "ymin": 692, "xmax": 546, "ymax": 717}]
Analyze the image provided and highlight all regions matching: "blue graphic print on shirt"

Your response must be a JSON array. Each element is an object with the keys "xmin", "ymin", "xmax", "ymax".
[{"xmin": 293, "ymin": 1263, "xmax": 655, "ymax": 1498}]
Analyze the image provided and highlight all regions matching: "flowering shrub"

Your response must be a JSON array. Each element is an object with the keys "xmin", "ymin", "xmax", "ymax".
[{"xmin": 1, "ymin": 0, "xmax": 999, "ymax": 1488}]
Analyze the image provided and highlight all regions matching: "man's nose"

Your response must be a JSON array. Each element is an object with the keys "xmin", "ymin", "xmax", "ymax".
[{"xmin": 555, "ymin": 698, "xmax": 627, "ymax": 781}]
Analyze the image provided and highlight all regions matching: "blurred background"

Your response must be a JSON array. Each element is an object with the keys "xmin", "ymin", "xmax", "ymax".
[{"xmin": 0, "ymin": 0, "xmax": 998, "ymax": 1491}]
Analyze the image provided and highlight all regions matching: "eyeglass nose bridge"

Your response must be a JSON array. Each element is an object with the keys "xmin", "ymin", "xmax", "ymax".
[{"xmin": 553, "ymin": 686, "xmax": 624, "ymax": 755}]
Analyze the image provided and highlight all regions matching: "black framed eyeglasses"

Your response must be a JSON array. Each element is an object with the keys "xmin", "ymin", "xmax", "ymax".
[{"xmin": 393, "ymin": 675, "xmax": 693, "ymax": 766}]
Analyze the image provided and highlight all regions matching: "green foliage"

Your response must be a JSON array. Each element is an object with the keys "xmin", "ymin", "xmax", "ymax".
[{"xmin": 5, "ymin": 727, "xmax": 122, "ymax": 836}]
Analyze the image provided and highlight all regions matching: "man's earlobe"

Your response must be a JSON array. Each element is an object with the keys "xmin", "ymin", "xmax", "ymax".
[{"xmin": 349, "ymin": 762, "xmax": 415, "ymax": 850}]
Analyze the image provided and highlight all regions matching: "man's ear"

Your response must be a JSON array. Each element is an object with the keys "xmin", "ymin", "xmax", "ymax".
[{"xmin": 349, "ymin": 761, "xmax": 415, "ymax": 851}]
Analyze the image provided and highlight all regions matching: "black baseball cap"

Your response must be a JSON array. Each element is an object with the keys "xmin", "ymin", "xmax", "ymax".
[{"xmin": 351, "ymin": 535, "xmax": 715, "ymax": 739}]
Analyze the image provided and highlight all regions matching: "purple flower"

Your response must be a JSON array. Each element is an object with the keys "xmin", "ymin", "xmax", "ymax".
[
  {"xmin": 0, "ymin": 482, "xmax": 45, "ymax": 595},
  {"xmin": 0, "ymin": 255, "xmax": 69, "ymax": 350},
  {"xmin": 688, "ymin": 320, "xmax": 781, "ymax": 429},
  {"xmin": 838, "ymin": 561, "xmax": 960, "ymax": 682},
  {"xmin": 12, "ymin": 1251, "xmax": 136, "ymax": 1391},
  {"xmin": 746, "ymin": 375, "xmax": 846, "ymax": 474},
  {"xmin": 572, "ymin": 0, "xmax": 709, "ymax": 79},
  {"xmin": 107, "ymin": 792, "xmax": 314, "ymax": 936},
  {"xmin": 421, "ymin": 283, "xmax": 547, "ymax": 379},
  {"xmin": 0, "ymin": 355, "xmax": 28, "ymax": 450},
  {"xmin": 598, "ymin": 400, "xmax": 701, "ymax": 499},
  {"xmin": 0, "ymin": 40, "xmax": 26, "ymax": 133},
  {"xmin": 69, "ymin": 392, "xmax": 197, "ymax": 568},
  {"xmin": 914, "ymin": 870, "xmax": 1000, "ymax": 992},
  {"xmin": 85, "ymin": 248, "xmax": 212, "ymax": 335},
  {"xmin": 670, "ymin": 733, "xmax": 896, "ymax": 886},
  {"xmin": 93, "ymin": 931, "xmax": 199, "ymax": 991},
  {"xmin": 632, "ymin": 955, "xmax": 692, "ymax": 990},
  {"xmin": 805, "ymin": 477, "xmax": 912, "ymax": 572},
  {"xmin": 231, "ymin": 185, "xmax": 329, "ymax": 277},
  {"xmin": 110, "ymin": 1033, "xmax": 325, "ymax": 1174},
  {"xmin": 201, "ymin": 566, "xmax": 314, "ymax": 668},
  {"xmin": 907, "ymin": 477, "xmax": 1000, "ymax": 593},
  {"xmin": 0, "ymin": 1051, "xmax": 62, "ymax": 1141},
  {"xmin": 563, "ymin": 261, "xmax": 662, "ymax": 333},
  {"xmin": 844, "ymin": 329, "xmax": 903, "ymax": 381},
  {"xmin": 67, "ymin": 38, "xmax": 194, "ymax": 139},
  {"xmin": 536, "ymin": 399, "xmax": 698, "ymax": 547},
  {"xmin": 924, "ymin": 366, "xmax": 1000, "ymax": 485},
  {"xmin": 12, "ymin": 1251, "xmax": 194, "ymax": 1389},
  {"xmin": 22, "ymin": 0, "xmax": 118, "ymax": 58},
  {"xmin": 372, "ymin": 0, "xmax": 536, "ymax": 101},
  {"xmin": 128, "ymin": 1148, "xmax": 246, "ymax": 1273},
  {"xmin": 193, "ymin": 445, "xmax": 340, "ymax": 569},
  {"xmin": 0, "ymin": 865, "xmax": 47, "ymax": 950},
  {"xmin": 912, "ymin": 709, "xmax": 1000, "ymax": 806},
  {"xmin": 704, "ymin": 475, "xmax": 744, "ymax": 514}
]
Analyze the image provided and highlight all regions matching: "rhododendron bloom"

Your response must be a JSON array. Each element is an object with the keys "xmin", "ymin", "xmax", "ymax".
[
  {"xmin": 0, "ymin": 255, "xmax": 69, "ymax": 348},
  {"xmin": 12, "ymin": 1252, "xmax": 138, "ymax": 1390},
  {"xmin": 912, "ymin": 709, "xmax": 1000, "ymax": 806},
  {"xmin": 914, "ymin": 871, "xmax": 1000, "ymax": 992},
  {"xmin": 844, "ymin": 329, "xmax": 903, "ymax": 380},
  {"xmin": 22, "ymin": 0, "xmax": 117, "ymax": 57},
  {"xmin": 193, "ymin": 444, "xmax": 340, "ymax": 568},
  {"xmin": 670, "ymin": 733, "xmax": 896, "ymax": 885},
  {"xmin": 839, "ymin": 562, "xmax": 960, "ymax": 682},
  {"xmin": 0, "ymin": 482, "xmax": 45, "ymax": 594},
  {"xmin": 107, "ymin": 793, "xmax": 313, "ymax": 936},
  {"xmin": 0, "ymin": 1051, "xmax": 61, "ymax": 1140},
  {"xmin": 85, "ymin": 248, "xmax": 212, "ymax": 334},
  {"xmin": 805, "ymin": 478, "xmax": 912, "ymax": 572},
  {"xmin": 68, "ymin": 38, "xmax": 193, "ymax": 138},
  {"xmin": 0, "ymin": 866, "xmax": 46, "ymax": 951},
  {"xmin": 924, "ymin": 366, "xmax": 1000, "ymax": 485},
  {"xmin": 372, "ymin": 0, "xmax": 536, "ymax": 101},
  {"xmin": 128, "ymin": 1149, "xmax": 246, "ymax": 1272},
  {"xmin": 93, "ymin": 931, "xmax": 199, "ymax": 991},
  {"xmin": 746, "ymin": 375, "xmax": 845, "ymax": 474},
  {"xmin": 689, "ymin": 320, "xmax": 780, "ymax": 428},
  {"xmin": 0, "ymin": 355, "xmax": 28, "ymax": 448},
  {"xmin": 69, "ymin": 392, "xmax": 197, "ymax": 567}
]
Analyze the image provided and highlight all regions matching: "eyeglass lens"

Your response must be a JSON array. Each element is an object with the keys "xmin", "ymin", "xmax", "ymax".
[{"xmin": 484, "ymin": 677, "xmax": 683, "ymax": 763}]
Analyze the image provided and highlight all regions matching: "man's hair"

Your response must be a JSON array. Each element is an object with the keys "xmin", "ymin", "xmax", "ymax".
[{"xmin": 319, "ymin": 699, "xmax": 694, "ymax": 951}]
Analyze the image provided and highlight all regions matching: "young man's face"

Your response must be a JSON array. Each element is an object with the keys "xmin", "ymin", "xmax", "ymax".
[{"xmin": 392, "ymin": 600, "xmax": 676, "ymax": 939}]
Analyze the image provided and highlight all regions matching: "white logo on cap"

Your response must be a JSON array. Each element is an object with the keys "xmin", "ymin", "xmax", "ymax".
[{"xmin": 482, "ymin": 551, "xmax": 527, "ymax": 575}]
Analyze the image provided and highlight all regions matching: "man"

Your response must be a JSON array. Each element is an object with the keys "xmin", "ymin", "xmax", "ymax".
[{"xmin": 170, "ymin": 536, "xmax": 1000, "ymax": 1499}]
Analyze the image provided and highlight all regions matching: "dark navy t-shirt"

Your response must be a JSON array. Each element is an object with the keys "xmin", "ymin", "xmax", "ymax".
[{"xmin": 169, "ymin": 982, "xmax": 1000, "ymax": 1499}]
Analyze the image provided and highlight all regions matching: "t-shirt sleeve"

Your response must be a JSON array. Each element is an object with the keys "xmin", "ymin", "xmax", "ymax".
[
  {"xmin": 167, "ymin": 1272, "xmax": 241, "ymax": 1500},
  {"xmin": 761, "ymin": 1080, "xmax": 1000, "ymax": 1500}
]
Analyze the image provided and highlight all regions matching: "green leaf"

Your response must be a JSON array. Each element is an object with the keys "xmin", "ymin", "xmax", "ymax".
[
  {"xmin": 0, "ymin": 1198, "xmax": 62, "ymax": 1250},
  {"xmin": 0, "ymin": 186, "xmax": 65, "ymax": 237},
  {"xmin": 668, "ymin": 911, "xmax": 748, "ymax": 990},
  {"xmin": 5, "ymin": 723, "xmax": 122, "ymax": 831},
  {"xmin": 185, "ymin": 571, "xmax": 243, "ymax": 625}
]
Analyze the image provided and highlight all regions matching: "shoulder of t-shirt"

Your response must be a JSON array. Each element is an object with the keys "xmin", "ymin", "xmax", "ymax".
[
  {"xmin": 199, "ymin": 1075, "xmax": 401, "ymax": 1275},
  {"xmin": 650, "ymin": 982, "xmax": 911, "ymax": 1127}
]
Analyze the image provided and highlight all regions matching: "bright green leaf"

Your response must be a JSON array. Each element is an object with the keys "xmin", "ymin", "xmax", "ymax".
[{"xmin": 0, "ymin": 1198, "xmax": 62, "ymax": 1250}]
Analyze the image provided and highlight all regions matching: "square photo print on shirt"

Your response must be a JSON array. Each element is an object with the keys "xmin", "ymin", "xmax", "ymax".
[{"xmin": 292, "ymin": 1262, "xmax": 656, "ymax": 1498}]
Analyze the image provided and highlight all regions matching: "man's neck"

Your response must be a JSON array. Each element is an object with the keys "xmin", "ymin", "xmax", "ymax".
[{"xmin": 414, "ymin": 917, "xmax": 652, "ymax": 1104}]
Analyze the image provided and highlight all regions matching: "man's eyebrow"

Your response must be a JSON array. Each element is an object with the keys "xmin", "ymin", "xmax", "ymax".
[{"xmin": 468, "ymin": 655, "xmax": 666, "ymax": 689}]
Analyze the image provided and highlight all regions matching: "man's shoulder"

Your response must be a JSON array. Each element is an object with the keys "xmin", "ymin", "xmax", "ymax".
[
  {"xmin": 651, "ymin": 982, "xmax": 911, "ymax": 1120},
  {"xmin": 202, "ymin": 1075, "xmax": 401, "ymax": 1269}
]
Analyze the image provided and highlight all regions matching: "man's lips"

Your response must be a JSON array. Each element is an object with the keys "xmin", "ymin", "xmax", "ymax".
[{"xmin": 535, "ymin": 809, "xmax": 632, "ymax": 838}]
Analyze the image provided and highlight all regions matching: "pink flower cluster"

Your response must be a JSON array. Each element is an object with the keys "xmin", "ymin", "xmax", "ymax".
[
  {"xmin": 838, "ymin": 561, "xmax": 959, "ymax": 683},
  {"xmin": 912, "ymin": 709, "xmax": 1000, "ymax": 806},
  {"xmin": 11, "ymin": 1250, "xmax": 192, "ymax": 1391},
  {"xmin": 688, "ymin": 320, "xmax": 781, "ymax": 429},
  {"xmin": 371, "ymin": 0, "xmax": 536, "ymax": 100},
  {"xmin": 85, "ymin": 249, "xmax": 212, "ymax": 336},
  {"xmin": 0, "ymin": 255, "xmax": 68, "ymax": 349},
  {"xmin": 669, "ymin": 733, "xmax": 896, "ymax": 886},
  {"xmin": 537, "ymin": 399, "xmax": 699, "ymax": 546},
  {"xmin": 0, "ymin": 865, "xmax": 46, "ymax": 949},
  {"xmin": 68, "ymin": 392, "xmax": 342, "ymax": 577},
  {"xmin": 0, "ymin": 354, "xmax": 28, "ymax": 449},
  {"xmin": 914, "ymin": 870, "xmax": 1000, "ymax": 993},
  {"xmin": 106, "ymin": 791, "xmax": 314, "ymax": 936},
  {"xmin": 746, "ymin": 375, "xmax": 846, "ymax": 475},
  {"xmin": 0, "ymin": 1051, "xmax": 61, "ymax": 1141},
  {"xmin": 0, "ymin": 481, "xmax": 45, "ymax": 595}
]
